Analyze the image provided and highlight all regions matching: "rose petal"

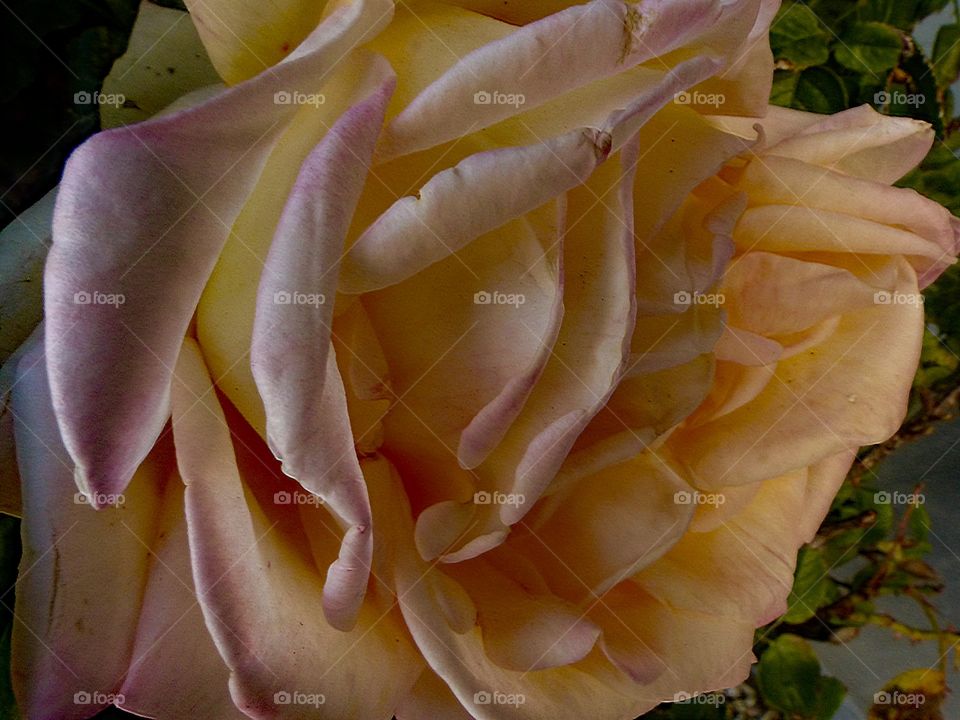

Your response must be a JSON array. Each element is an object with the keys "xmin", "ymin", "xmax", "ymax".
[
  {"xmin": 395, "ymin": 669, "xmax": 476, "ymax": 720},
  {"xmin": 173, "ymin": 338, "xmax": 421, "ymax": 719},
  {"xmin": 10, "ymin": 334, "xmax": 235, "ymax": 719},
  {"xmin": 100, "ymin": 1, "xmax": 221, "ymax": 128},
  {"xmin": 45, "ymin": 0, "xmax": 393, "ymax": 506},
  {"xmin": 341, "ymin": 127, "xmax": 611, "ymax": 293},
  {"xmin": 731, "ymin": 155, "xmax": 960, "ymax": 282},
  {"xmin": 672, "ymin": 257, "xmax": 921, "ymax": 488},
  {"xmin": 444, "ymin": 558, "xmax": 601, "ymax": 671},
  {"xmin": 183, "ymin": 0, "xmax": 354, "ymax": 84},
  {"xmin": 516, "ymin": 450, "xmax": 695, "ymax": 603},
  {"xmin": 250, "ymin": 65, "xmax": 394, "ymax": 631},
  {"xmin": 381, "ymin": 456, "xmax": 662, "ymax": 719},
  {"xmin": 381, "ymin": 0, "xmax": 739, "ymax": 158},
  {"xmin": 117, "ymin": 479, "xmax": 244, "ymax": 719}
]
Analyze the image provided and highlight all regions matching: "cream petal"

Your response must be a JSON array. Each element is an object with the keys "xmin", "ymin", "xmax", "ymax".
[
  {"xmin": 381, "ymin": 0, "xmax": 732, "ymax": 158},
  {"xmin": 341, "ymin": 127, "xmax": 610, "ymax": 294},
  {"xmin": 44, "ymin": 0, "xmax": 394, "ymax": 507},
  {"xmin": 173, "ymin": 338, "xmax": 421, "ymax": 719},
  {"xmin": 250, "ymin": 64, "xmax": 394, "ymax": 631},
  {"xmin": 672, "ymin": 258, "xmax": 922, "ymax": 488}
]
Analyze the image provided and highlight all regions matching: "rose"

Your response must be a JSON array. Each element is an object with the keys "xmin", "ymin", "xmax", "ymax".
[{"xmin": 2, "ymin": 2, "xmax": 957, "ymax": 720}]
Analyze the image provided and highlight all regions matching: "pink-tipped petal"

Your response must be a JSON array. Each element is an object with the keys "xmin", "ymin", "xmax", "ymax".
[
  {"xmin": 382, "ymin": 0, "xmax": 731, "ymax": 158},
  {"xmin": 250, "ymin": 66, "xmax": 395, "ymax": 631},
  {"xmin": 341, "ymin": 127, "xmax": 610, "ymax": 294},
  {"xmin": 44, "ymin": 0, "xmax": 393, "ymax": 504},
  {"xmin": 174, "ymin": 338, "xmax": 421, "ymax": 719}
]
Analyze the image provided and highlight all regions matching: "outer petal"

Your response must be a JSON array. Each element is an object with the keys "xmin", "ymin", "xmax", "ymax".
[
  {"xmin": 44, "ymin": 0, "xmax": 393, "ymax": 507},
  {"xmin": 250, "ymin": 65, "xmax": 394, "ymax": 631},
  {"xmin": 10, "ymin": 334, "xmax": 235, "ymax": 719},
  {"xmin": 100, "ymin": 1, "xmax": 222, "ymax": 128},
  {"xmin": 673, "ymin": 256, "xmax": 922, "ymax": 488},
  {"xmin": 173, "ymin": 338, "xmax": 421, "ymax": 719},
  {"xmin": 184, "ymin": 0, "xmax": 334, "ymax": 84},
  {"xmin": 729, "ymin": 155, "xmax": 960, "ymax": 284},
  {"xmin": 709, "ymin": 104, "xmax": 935, "ymax": 184},
  {"xmin": 636, "ymin": 450, "xmax": 854, "ymax": 627},
  {"xmin": 116, "ymin": 479, "xmax": 246, "ymax": 719}
]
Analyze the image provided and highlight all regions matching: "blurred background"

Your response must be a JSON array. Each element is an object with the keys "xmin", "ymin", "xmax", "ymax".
[{"xmin": 3, "ymin": 0, "xmax": 960, "ymax": 718}]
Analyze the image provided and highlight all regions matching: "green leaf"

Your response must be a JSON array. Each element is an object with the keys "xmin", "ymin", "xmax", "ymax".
[
  {"xmin": 793, "ymin": 66, "xmax": 850, "ymax": 113},
  {"xmin": 756, "ymin": 635, "xmax": 846, "ymax": 720},
  {"xmin": 885, "ymin": 48, "xmax": 943, "ymax": 134},
  {"xmin": 770, "ymin": 3, "xmax": 831, "ymax": 69},
  {"xmin": 834, "ymin": 22, "xmax": 903, "ymax": 75},
  {"xmin": 770, "ymin": 69, "xmax": 800, "ymax": 107},
  {"xmin": 784, "ymin": 548, "xmax": 832, "ymax": 624},
  {"xmin": 859, "ymin": 0, "xmax": 948, "ymax": 30},
  {"xmin": 933, "ymin": 23, "xmax": 960, "ymax": 89}
]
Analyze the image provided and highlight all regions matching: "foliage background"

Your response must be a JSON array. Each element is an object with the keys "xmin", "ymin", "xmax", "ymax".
[{"xmin": 3, "ymin": 0, "xmax": 960, "ymax": 718}]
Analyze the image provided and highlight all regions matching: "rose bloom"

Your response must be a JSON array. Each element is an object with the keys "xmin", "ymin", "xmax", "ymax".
[{"xmin": 1, "ymin": 0, "xmax": 958, "ymax": 718}]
